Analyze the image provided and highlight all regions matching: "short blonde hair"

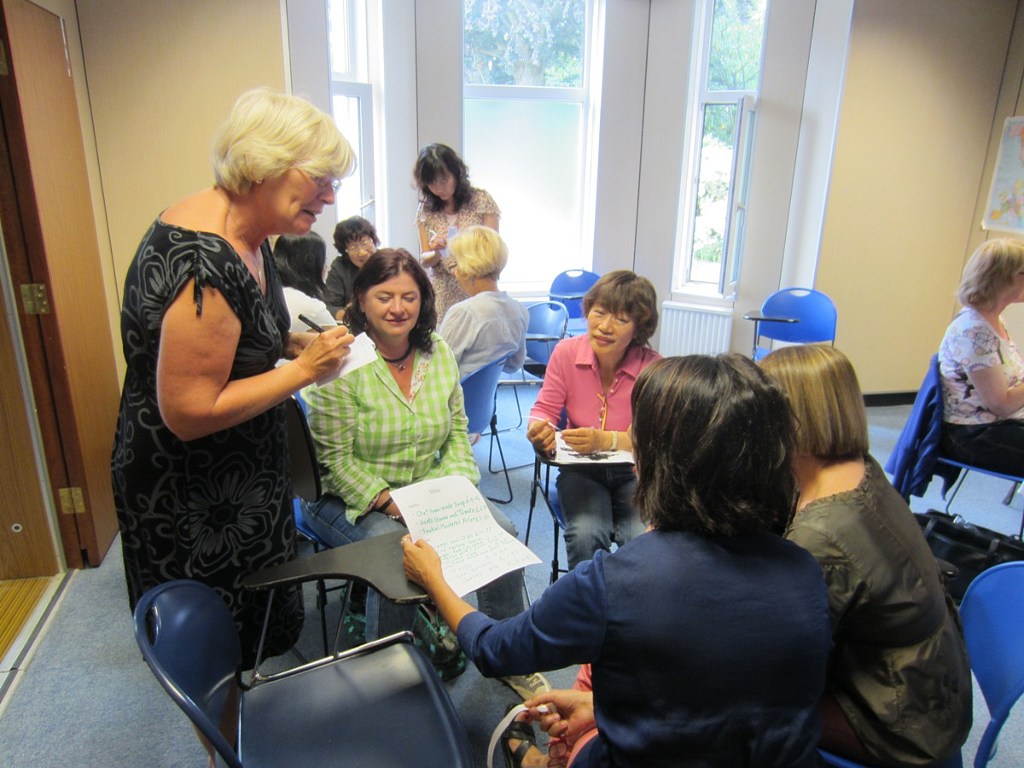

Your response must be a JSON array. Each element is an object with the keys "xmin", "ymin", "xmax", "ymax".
[
  {"xmin": 212, "ymin": 88, "xmax": 356, "ymax": 194},
  {"xmin": 449, "ymin": 226, "xmax": 508, "ymax": 279},
  {"xmin": 957, "ymin": 238, "xmax": 1024, "ymax": 310},
  {"xmin": 759, "ymin": 344, "xmax": 868, "ymax": 462}
]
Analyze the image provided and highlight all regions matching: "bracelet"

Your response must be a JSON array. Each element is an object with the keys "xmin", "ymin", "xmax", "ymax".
[
  {"xmin": 610, "ymin": 431, "xmax": 618, "ymax": 451},
  {"xmin": 374, "ymin": 496, "xmax": 402, "ymax": 520}
]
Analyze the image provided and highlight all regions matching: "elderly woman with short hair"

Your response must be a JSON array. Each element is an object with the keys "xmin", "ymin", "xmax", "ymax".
[
  {"xmin": 439, "ymin": 225, "xmax": 528, "ymax": 380},
  {"xmin": 939, "ymin": 237, "xmax": 1024, "ymax": 475},
  {"xmin": 112, "ymin": 89, "xmax": 355, "ymax": 668}
]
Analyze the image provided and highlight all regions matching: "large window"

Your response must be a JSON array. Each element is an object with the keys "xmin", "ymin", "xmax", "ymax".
[
  {"xmin": 327, "ymin": 0, "xmax": 376, "ymax": 226},
  {"xmin": 462, "ymin": 0, "xmax": 597, "ymax": 292},
  {"xmin": 676, "ymin": 0, "xmax": 766, "ymax": 299}
]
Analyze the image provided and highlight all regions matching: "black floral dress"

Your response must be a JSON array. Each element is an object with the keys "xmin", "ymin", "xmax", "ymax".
[{"xmin": 111, "ymin": 219, "xmax": 302, "ymax": 667}]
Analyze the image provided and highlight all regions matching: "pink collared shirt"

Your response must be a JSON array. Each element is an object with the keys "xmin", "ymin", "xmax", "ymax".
[{"xmin": 529, "ymin": 334, "xmax": 661, "ymax": 431}]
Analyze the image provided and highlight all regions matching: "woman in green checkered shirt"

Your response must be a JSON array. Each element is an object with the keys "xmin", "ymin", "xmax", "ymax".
[{"xmin": 302, "ymin": 250, "xmax": 532, "ymax": 658}]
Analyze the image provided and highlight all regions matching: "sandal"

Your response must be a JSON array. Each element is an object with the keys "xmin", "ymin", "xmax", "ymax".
[{"xmin": 500, "ymin": 713, "xmax": 537, "ymax": 768}]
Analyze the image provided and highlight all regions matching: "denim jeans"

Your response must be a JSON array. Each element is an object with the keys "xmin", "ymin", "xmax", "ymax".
[
  {"xmin": 302, "ymin": 493, "xmax": 528, "ymax": 640},
  {"xmin": 555, "ymin": 463, "xmax": 645, "ymax": 570}
]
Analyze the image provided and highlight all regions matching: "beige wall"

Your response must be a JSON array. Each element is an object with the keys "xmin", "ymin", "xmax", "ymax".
[
  {"xmin": 76, "ymin": 0, "xmax": 287, "ymax": 375},
  {"xmin": 817, "ymin": 0, "xmax": 1022, "ymax": 393}
]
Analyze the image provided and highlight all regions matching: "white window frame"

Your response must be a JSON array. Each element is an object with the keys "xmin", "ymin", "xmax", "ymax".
[
  {"xmin": 461, "ymin": 0, "xmax": 601, "ymax": 295},
  {"xmin": 673, "ymin": 0, "xmax": 764, "ymax": 303}
]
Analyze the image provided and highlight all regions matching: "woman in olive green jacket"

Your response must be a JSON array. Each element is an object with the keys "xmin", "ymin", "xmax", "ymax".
[{"xmin": 762, "ymin": 345, "xmax": 971, "ymax": 768}]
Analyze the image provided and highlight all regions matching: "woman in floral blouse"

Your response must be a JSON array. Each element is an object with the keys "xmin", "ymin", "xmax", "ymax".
[
  {"xmin": 413, "ymin": 143, "xmax": 500, "ymax": 323},
  {"xmin": 939, "ymin": 237, "xmax": 1024, "ymax": 475}
]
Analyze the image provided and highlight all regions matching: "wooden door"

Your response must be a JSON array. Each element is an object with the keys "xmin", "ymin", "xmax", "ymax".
[{"xmin": 0, "ymin": 0, "xmax": 120, "ymax": 570}]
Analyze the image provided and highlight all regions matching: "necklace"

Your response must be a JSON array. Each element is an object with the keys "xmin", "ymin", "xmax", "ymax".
[{"xmin": 381, "ymin": 344, "xmax": 413, "ymax": 371}]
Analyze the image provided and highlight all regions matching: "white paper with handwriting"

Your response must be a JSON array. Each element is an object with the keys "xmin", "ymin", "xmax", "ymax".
[{"xmin": 390, "ymin": 476, "xmax": 541, "ymax": 597}]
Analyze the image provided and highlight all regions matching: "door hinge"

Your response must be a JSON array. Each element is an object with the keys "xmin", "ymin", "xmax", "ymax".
[
  {"xmin": 58, "ymin": 487, "xmax": 86, "ymax": 515},
  {"xmin": 20, "ymin": 283, "xmax": 50, "ymax": 314}
]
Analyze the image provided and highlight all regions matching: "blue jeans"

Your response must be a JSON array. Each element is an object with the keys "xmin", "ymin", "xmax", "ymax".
[
  {"xmin": 555, "ymin": 463, "xmax": 645, "ymax": 570},
  {"xmin": 303, "ymin": 493, "xmax": 527, "ymax": 639}
]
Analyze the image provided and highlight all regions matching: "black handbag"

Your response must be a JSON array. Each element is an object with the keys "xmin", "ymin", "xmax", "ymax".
[{"xmin": 915, "ymin": 510, "xmax": 1024, "ymax": 601}]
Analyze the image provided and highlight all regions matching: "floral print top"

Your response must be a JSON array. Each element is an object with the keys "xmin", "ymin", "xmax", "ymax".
[{"xmin": 939, "ymin": 307, "xmax": 1024, "ymax": 423}]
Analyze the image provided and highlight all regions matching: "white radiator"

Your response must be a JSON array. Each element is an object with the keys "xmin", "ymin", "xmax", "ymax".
[{"xmin": 658, "ymin": 302, "xmax": 733, "ymax": 356}]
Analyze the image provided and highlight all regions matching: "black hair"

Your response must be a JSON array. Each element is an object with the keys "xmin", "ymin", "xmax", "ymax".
[
  {"xmin": 272, "ymin": 232, "xmax": 327, "ymax": 301},
  {"xmin": 332, "ymin": 216, "xmax": 380, "ymax": 257},
  {"xmin": 412, "ymin": 143, "xmax": 472, "ymax": 213},
  {"xmin": 632, "ymin": 354, "xmax": 797, "ymax": 537}
]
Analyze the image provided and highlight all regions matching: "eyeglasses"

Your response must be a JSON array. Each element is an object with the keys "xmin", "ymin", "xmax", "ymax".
[
  {"xmin": 346, "ymin": 236, "xmax": 376, "ymax": 256},
  {"xmin": 299, "ymin": 169, "xmax": 342, "ymax": 192}
]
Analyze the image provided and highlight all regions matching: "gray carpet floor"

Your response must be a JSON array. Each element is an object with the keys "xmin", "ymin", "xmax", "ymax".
[{"xmin": 0, "ymin": 387, "xmax": 1022, "ymax": 766}]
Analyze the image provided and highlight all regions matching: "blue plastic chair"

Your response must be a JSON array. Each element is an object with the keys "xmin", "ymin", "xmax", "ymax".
[
  {"xmin": 959, "ymin": 560, "xmax": 1024, "ymax": 767},
  {"xmin": 549, "ymin": 269, "xmax": 599, "ymax": 336},
  {"xmin": 497, "ymin": 300, "xmax": 568, "ymax": 437},
  {"xmin": 819, "ymin": 749, "xmax": 961, "ymax": 768},
  {"xmin": 743, "ymin": 287, "xmax": 837, "ymax": 360},
  {"xmin": 461, "ymin": 354, "xmax": 513, "ymax": 503},
  {"xmin": 525, "ymin": 409, "xmax": 570, "ymax": 584},
  {"xmin": 134, "ymin": 579, "xmax": 473, "ymax": 768}
]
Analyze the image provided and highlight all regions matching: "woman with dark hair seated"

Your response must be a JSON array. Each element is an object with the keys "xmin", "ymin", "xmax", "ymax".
[
  {"xmin": 272, "ymin": 231, "xmax": 336, "ymax": 333},
  {"xmin": 403, "ymin": 354, "xmax": 832, "ymax": 767},
  {"xmin": 526, "ymin": 270, "xmax": 660, "ymax": 569},
  {"xmin": 324, "ymin": 215, "xmax": 380, "ymax": 318},
  {"xmin": 761, "ymin": 344, "xmax": 971, "ymax": 767},
  {"xmin": 302, "ymin": 248, "xmax": 546, "ymax": 700}
]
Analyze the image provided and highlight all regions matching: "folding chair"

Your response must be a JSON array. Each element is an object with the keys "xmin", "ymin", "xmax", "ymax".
[{"xmin": 134, "ymin": 577, "xmax": 471, "ymax": 768}]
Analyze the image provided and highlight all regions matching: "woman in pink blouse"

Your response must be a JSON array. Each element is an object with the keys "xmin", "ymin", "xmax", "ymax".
[{"xmin": 526, "ymin": 270, "xmax": 660, "ymax": 569}]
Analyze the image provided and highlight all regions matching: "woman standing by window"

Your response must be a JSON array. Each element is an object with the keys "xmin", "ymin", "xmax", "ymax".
[{"xmin": 413, "ymin": 143, "xmax": 500, "ymax": 323}]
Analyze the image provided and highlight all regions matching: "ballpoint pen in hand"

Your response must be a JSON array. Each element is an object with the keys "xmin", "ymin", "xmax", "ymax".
[{"xmin": 298, "ymin": 314, "xmax": 327, "ymax": 333}]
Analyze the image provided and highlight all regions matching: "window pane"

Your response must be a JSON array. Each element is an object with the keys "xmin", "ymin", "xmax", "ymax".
[
  {"xmin": 688, "ymin": 103, "xmax": 737, "ymax": 285},
  {"xmin": 463, "ymin": 0, "xmax": 586, "ymax": 87},
  {"xmin": 465, "ymin": 98, "xmax": 583, "ymax": 287},
  {"xmin": 706, "ymin": 0, "xmax": 767, "ymax": 91},
  {"xmin": 331, "ymin": 93, "xmax": 363, "ymax": 218}
]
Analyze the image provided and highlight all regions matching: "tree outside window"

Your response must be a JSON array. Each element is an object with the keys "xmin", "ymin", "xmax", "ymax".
[
  {"xmin": 462, "ymin": 0, "xmax": 594, "ymax": 292},
  {"xmin": 680, "ymin": 0, "xmax": 766, "ymax": 297}
]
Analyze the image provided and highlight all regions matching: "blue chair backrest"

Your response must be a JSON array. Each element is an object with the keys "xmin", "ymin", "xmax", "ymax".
[
  {"xmin": 525, "ymin": 301, "xmax": 568, "ymax": 367},
  {"xmin": 759, "ymin": 288, "xmax": 837, "ymax": 344},
  {"xmin": 461, "ymin": 355, "xmax": 510, "ymax": 435},
  {"xmin": 133, "ymin": 580, "xmax": 243, "ymax": 768},
  {"xmin": 549, "ymin": 270, "xmax": 600, "ymax": 319},
  {"xmin": 960, "ymin": 561, "xmax": 1024, "ymax": 767}
]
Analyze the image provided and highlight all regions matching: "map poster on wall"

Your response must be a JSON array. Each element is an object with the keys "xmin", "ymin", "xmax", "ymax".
[{"xmin": 984, "ymin": 116, "xmax": 1024, "ymax": 234}]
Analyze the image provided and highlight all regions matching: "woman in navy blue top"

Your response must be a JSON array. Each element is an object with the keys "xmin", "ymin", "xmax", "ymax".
[{"xmin": 403, "ymin": 354, "xmax": 832, "ymax": 767}]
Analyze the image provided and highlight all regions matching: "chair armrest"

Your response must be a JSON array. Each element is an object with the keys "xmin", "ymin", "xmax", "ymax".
[
  {"xmin": 549, "ymin": 291, "xmax": 586, "ymax": 302},
  {"xmin": 242, "ymin": 530, "xmax": 428, "ymax": 604},
  {"xmin": 741, "ymin": 311, "xmax": 800, "ymax": 324}
]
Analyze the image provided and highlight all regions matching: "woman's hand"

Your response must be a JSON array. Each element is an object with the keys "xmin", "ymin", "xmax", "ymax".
[
  {"xmin": 561, "ymin": 427, "xmax": 607, "ymax": 454},
  {"xmin": 294, "ymin": 324, "xmax": 354, "ymax": 383},
  {"xmin": 283, "ymin": 330, "xmax": 317, "ymax": 359},
  {"xmin": 522, "ymin": 690, "xmax": 596, "ymax": 767},
  {"xmin": 527, "ymin": 419, "xmax": 558, "ymax": 457},
  {"xmin": 402, "ymin": 537, "xmax": 444, "ymax": 590}
]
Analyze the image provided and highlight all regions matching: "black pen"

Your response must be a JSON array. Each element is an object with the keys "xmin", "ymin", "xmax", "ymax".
[{"xmin": 298, "ymin": 314, "xmax": 327, "ymax": 333}]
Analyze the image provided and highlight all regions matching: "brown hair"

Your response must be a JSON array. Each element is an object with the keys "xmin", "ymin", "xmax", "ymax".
[
  {"xmin": 582, "ymin": 270, "xmax": 659, "ymax": 347},
  {"xmin": 759, "ymin": 344, "xmax": 868, "ymax": 462}
]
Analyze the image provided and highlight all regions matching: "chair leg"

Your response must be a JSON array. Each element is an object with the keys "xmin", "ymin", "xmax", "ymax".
[
  {"xmin": 485, "ymin": 413, "xmax": 513, "ymax": 504},
  {"xmin": 1002, "ymin": 481, "xmax": 1020, "ymax": 506},
  {"xmin": 943, "ymin": 470, "xmax": 969, "ymax": 516}
]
